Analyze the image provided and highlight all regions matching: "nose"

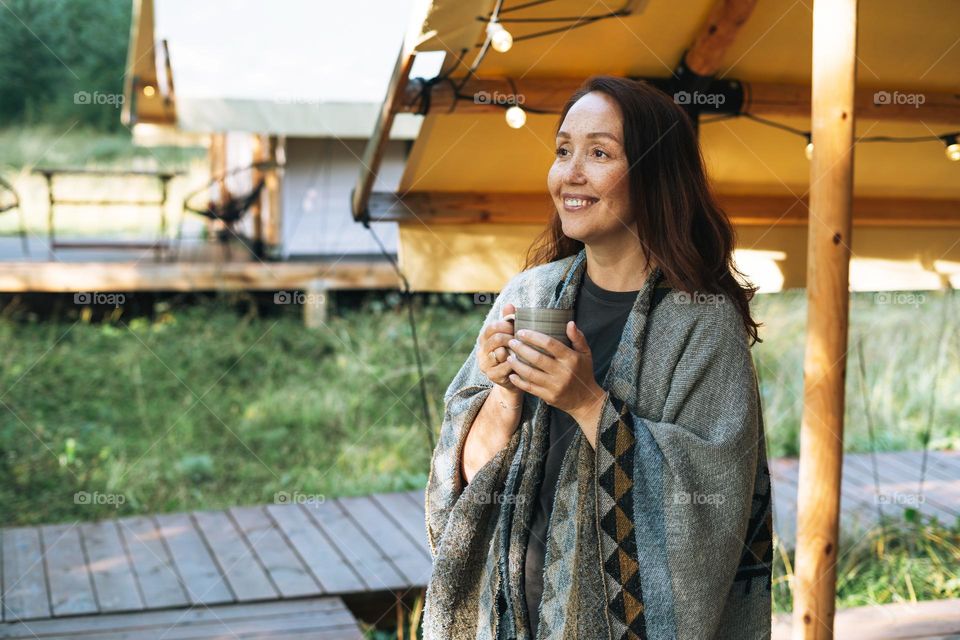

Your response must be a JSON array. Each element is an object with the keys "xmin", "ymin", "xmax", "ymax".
[{"xmin": 562, "ymin": 153, "xmax": 587, "ymax": 184}]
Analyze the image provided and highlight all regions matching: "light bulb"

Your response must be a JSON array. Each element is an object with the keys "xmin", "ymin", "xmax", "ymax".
[
  {"xmin": 505, "ymin": 105, "xmax": 526, "ymax": 128},
  {"xmin": 487, "ymin": 21, "xmax": 513, "ymax": 53},
  {"xmin": 142, "ymin": 85, "xmax": 156, "ymax": 97},
  {"xmin": 804, "ymin": 142, "xmax": 814, "ymax": 160},
  {"xmin": 946, "ymin": 143, "xmax": 960, "ymax": 162}
]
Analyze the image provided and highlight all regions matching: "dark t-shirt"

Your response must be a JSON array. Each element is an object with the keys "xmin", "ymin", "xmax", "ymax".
[{"xmin": 523, "ymin": 271, "xmax": 669, "ymax": 638}]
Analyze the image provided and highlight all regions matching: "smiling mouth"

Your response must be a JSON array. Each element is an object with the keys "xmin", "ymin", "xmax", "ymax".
[{"xmin": 562, "ymin": 196, "xmax": 599, "ymax": 211}]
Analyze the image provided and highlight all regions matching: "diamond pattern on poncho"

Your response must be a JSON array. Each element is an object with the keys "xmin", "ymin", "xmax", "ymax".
[{"xmin": 597, "ymin": 395, "xmax": 648, "ymax": 639}]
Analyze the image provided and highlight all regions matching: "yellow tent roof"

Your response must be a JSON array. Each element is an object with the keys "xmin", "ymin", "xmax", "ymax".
[{"xmin": 362, "ymin": 0, "xmax": 960, "ymax": 292}]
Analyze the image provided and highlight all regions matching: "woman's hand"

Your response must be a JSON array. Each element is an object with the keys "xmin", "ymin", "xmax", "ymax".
[
  {"xmin": 477, "ymin": 303, "xmax": 523, "ymax": 395},
  {"xmin": 506, "ymin": 321, "xmax": 607, "ymax": 445}
]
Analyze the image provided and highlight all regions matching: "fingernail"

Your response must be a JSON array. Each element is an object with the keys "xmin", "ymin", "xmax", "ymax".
[
  {"xmin": 517, "ymin": 330, "xmax": 526, "ymax": 338},
  {"xmin": 509, "ymin": 339, "xmax": 519, "ymax": 347}
]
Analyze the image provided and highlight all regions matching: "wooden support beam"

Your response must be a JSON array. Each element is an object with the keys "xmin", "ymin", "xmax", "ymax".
[
  {"xmin": 366, "ymin": 191, "xmax": 960, "ymax": 228},
  {"xmin": 793, "ymin": 1, "xmax": 858, "ymax": 638},
  {"xmin": 400, "ymin": 76, "xmax": 960, "ymax": 124},
  {"xmin": 684, "ymin": 0, "xmax": 759, "ymax": 75},
  {"xmin": 351, "ymin": 47, "xmax": 417, "ymax": 222}
]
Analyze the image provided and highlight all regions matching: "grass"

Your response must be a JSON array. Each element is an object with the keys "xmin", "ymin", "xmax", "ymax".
[
  {"xmin": 0, "ymin": 289, "xmax": 957, "ymax": 526},
  {"xmin": 773, "ymin": 511, "xmax": 960, "ymax": 613}
]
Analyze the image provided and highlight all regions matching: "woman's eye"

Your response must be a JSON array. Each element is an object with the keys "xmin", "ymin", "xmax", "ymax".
[
  {"xmin": 555, "ymin": 147, "xmax": 569, "ymax": 157},
  {"xmin": 593, "ymin": 148, "xmax": 608, "ymax": 158}
]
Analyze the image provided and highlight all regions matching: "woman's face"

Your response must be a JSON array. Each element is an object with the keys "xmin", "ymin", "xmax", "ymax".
[{"xmin": 548, "ymin": 91, "xmax": 634, "ymax": 246}]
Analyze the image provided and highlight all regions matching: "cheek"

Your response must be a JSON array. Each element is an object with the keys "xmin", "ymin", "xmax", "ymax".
[{"xmin": 547, "ymin": 164, "xmax": 561, "ymax": 193}]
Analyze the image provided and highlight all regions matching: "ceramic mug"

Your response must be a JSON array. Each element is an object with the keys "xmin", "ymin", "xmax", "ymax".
[{"xmin": 503, "ymin": 307, "xmax": 573, "ymax": 366}]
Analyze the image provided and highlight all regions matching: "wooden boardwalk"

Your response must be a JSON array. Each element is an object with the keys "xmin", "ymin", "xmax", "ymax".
[
  {"xmin": 771, "ymin": 450, "xmax": 960, "ymax": 549},
  {"xmin": 1, "ymin": 490, "xmax": 429, "ymax": 635},
  {"xmin": 0, "ymin": 451, "xmax": 957, "ymax": 636}
]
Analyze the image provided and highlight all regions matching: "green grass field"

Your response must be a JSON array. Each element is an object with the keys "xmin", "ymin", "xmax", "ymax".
[{"xmin": 0, "ymin": 288, "xmax": 956, "ymax": 528}]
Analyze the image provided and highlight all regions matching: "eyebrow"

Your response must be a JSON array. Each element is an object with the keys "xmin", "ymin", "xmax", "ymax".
[{"xmin": 556, "ymin": 131, "xmax": 621, "ymax": 144}]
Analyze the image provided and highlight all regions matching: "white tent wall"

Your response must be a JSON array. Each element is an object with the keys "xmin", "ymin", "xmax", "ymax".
[{"xmin": 280, "ymin": 138, "xmax": 405, "ymax": 259}]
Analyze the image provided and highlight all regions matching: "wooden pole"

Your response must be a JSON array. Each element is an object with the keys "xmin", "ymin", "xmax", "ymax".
[
  {"xmin": 250, "ymin": 133, "xmax": 265, "ymax": 258},
  {"xmin": 263, "ymin": 135, "xmax": 283, "ymax": 258},
  {"xmin": 792, "ymin": 1, "xmax": 858, "ymax": 638}
]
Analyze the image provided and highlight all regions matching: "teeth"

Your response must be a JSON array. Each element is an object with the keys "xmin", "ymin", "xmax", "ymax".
[{"xmin": 564, "ymin": 197, "xmax": 596, "ymax": 207}]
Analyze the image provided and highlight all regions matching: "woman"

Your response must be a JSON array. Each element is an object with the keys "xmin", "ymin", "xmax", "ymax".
[{"xmin": 424, "ymin": 76, "xmax": 773, "ymax": 640}]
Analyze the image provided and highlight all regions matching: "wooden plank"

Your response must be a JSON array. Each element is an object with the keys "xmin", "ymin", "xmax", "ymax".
[
  {"xmin": 371, "ymin": 491, "xmax": 431, "ymax": 558},
  {"xmin": 886, "ymin": 451, "xmax": 956, "ymax": 483},
  {"xmin": 192, "ymin": 510, "xmax": 277, "ymax": 602},
  {"xmin": 403, "ymin": 76, "xmax": 960, "ymax": 124},
  {"xmin": 228, "ymin": 506, "xmax": 319, "ymax": 598},
  {"xmin": 265, "ymin": 503, "xmax": 364, "ymax": 594},
  {"xmin": 773, "ymin": 597, "xmax": 960, "ymax": 639},
  {"xmin": 368, "ymin": 190, "xmax": 960, "ymax": 228},
  {"xmin": 0, "ymin": 260, "xmax": 399, "ymax": 293},
  {"xmin": 338, "ymin": 495, "xmax": 431, "ymax": 586},
  {"xmin": 154, "ymin": 513, "xmax": 233, "ymax": 606},
  {"xmin": 116, "ymin": 516, "xmax": 189, "ymax": 609},
  {"xmin": 1, "ymin": 527, "xmax": 51, "ymax": 621},
  {"xmin": 301, "ymin": 499, "xmax": 407, "ymax": 592},
  {"xmin": 0, "ymin": 597, "xmax": 363, "ymax": 639},
  {"xmin": 39, "ymin": 523, "xmax": 98, "ymax": 616},
  {"xmin": 78, "ymin": 520, "xmax": 144, "ymax": 613}
]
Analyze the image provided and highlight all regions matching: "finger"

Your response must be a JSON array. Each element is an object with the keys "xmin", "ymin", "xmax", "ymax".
[
  {"xmin": 508, "ymin": 337, "xmax": 553, "ymax": 372},
  {"xmin": 514, "ymin": 329, "xmax": 564, "ymax": 358},
  {"xmin": 494, "ymin": 346, "xmax": 508, "ymax": 362},
  {"xmin": 483, "ymin": 331, "xmax": 515, "ymax": 353},
  {"xmin": 506, "ymin": 352, "xmax": 548, "ymax": 386},
  {"xmin": 567, "ymin": 321, "xmax": 591, "ymax": 354},
  {"xmin": 502, "ymin": 303, "xmax": 516, "ymax": 317},
  {"xmin": 487, "ymin": 360, "xmax": 514, "ymax": 380}
]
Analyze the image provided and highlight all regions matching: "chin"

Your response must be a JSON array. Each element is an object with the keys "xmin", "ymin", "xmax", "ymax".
[{"xmin": 558, "ymin": 215, "xmax": 594, "ymax": 243}]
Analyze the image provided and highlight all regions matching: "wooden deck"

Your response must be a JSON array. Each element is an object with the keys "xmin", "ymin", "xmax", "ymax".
[
  {"xmin": 773, "ymin": 598, "xmax": 960, "ymax": 639},
  {"xmin": 771, "ymin": 450, "xmax": 960, "ymax": 549},
  {"xmin": 1, "ymin": 451, "xmax": 958, "ymax": 636},
  {"xmin": 1, "ymin": 490, "xmax": 429, "ymax": 634},
  {"xmin": 0, "ymin": 598, "xmax": 364, "ymax": 639}
]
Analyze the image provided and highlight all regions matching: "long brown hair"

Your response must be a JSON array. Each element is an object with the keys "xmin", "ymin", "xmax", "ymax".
[{"xmin": 522, "ymin": 75, "xmax": 762, "ymax": 345}]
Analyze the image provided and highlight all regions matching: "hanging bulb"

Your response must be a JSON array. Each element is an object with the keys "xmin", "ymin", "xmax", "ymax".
[
  {"xmin": 487, "ymin": 21, "xmax": 513, "ymax": 53},
  {"xmin": 804, "ymin": 133, "xmax": 814, "ymax": 160},
  {"xmin": 505, "ymin": 105, "xmax": 526, "ymax": 128},
  {"xmin": 943, "ymin": 135, "xmax": 960, "ymax": 162},
  {"xmin": 142, "ymin": 84, "xmax": 156, "ymax": 97}
]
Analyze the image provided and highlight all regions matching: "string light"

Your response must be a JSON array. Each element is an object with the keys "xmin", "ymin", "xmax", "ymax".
[
  {"xmin": 505, "ymin": 105, "xmax": 527, "ymax": 128},
  {"xmin": 943, "ymin": 134, "xmax": 960, "ymax": 162},
  {"xmin": 804, "ymin": 133, "xmax": 814, "ymax": 161},
  {"xmin": 487, "ymin": 20, "xmax": 513, "ymax": 53}
]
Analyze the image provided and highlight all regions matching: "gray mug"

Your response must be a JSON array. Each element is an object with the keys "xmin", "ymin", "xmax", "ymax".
[{"xmin": 504, "ymin": 307, "xmax": 573, "ymax": 366}]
